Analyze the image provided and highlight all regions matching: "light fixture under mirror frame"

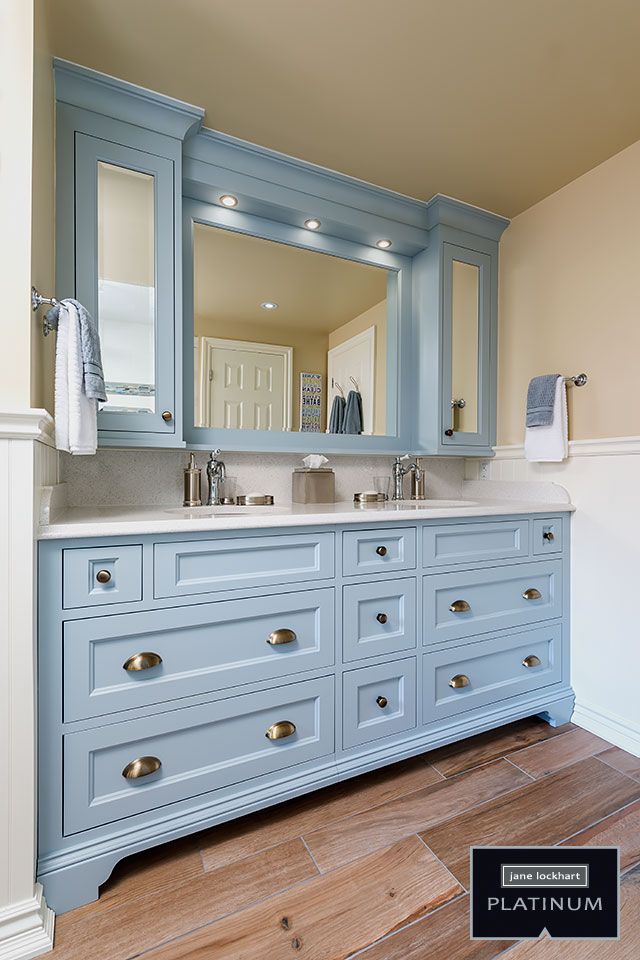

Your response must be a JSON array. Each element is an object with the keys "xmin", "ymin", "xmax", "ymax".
[{"xmin": 182, "ymin": 199, "xmax": 415, "ymax": 454}]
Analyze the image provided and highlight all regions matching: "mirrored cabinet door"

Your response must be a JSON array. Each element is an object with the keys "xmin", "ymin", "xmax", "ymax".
[
  {"xmin": 441, "ymin": 243, "xmax": 492, "ymax": 448},
  {"xmin": 74, "ymin": 135, "xmax": 176, "ymax": 437}
]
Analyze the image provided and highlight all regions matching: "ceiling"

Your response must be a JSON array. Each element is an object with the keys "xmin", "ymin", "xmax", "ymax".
[
  {"xmin": 47, "ymin": 0, "xmax": 640, "ymax": 217},
  {"xmin": 194, "ymin": 224, "xmax": 387, "ymax": 332}
]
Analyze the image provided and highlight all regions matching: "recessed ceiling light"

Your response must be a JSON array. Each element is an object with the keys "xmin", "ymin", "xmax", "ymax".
[
  {"xmin": 376, "ymin": 239, "xmax": 392, "ymax": 249},
  {"xmin": 304, "ymin": 218, "xmax": 321, "ymax": 230},
  {"xmin": 219, "ymin": 194, "xmax": 238, "ymax": 208},
  {"xmin": 260, "ymin": 301, "xmax": 279, "ymax": 310}
]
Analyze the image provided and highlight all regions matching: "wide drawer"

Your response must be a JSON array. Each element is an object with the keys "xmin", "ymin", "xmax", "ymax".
[
  {"xmin": 154, "ymin": 532, "xmax": 334, "ymax": 598},
  {"xmin": 423, "ymin": 520, "xmax": 529, "ymax": 568},
  {"xmin": 63, "ymin": 544, "xmax": 142, "ymax": 609},
  {"xmin": 342, "ymin": 527, "xmax": 416, "ymax": 577},
  {"xmin": 423, "ymin": 624, "xmax": 562, "ymax": 721},
  {"xmin": 342, "ymin": 578, "xmax": 416, "ymax": 662},
  {"xmin": 63, "ymin": 676, "xmax": 334, "ymax": 834},
  {"xmin": 343, "ymin": 658, "xmax": 416, "ymax": 748},
  {"xmin": 63, "ymin": 588, "xmax": 335, "ymax": 721},
  {"xmin": 423, "ymin": 559, "xmax": 562, "ymax": 644}
]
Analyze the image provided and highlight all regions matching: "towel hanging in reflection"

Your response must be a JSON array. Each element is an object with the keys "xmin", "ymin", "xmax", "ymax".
[
  {"xmin": 342, "ymin": 390, "xmax": 363, "ymax": 435},
  {"xmin": 328, "ymin": 394, "xmax": 345, "ymax": 433}
]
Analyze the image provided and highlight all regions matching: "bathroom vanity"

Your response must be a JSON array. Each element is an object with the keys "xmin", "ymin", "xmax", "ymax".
[{"xmin": 37, "ymin": 502, "xmax": 573, "ymax": 912}]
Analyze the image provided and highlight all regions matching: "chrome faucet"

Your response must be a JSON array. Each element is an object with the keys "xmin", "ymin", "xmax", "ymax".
[
  {"xmin": 206, "ymin": 449, "xmax": 226, "ymax": 506},
  {"xmin": 391, "ymin": 455, "xmax": 411, "ymax": 500}
]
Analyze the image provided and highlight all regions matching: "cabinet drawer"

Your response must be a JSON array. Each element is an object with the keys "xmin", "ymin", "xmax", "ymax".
[
  {"xmin": 343, "ymin": 579, "xmax": 416, "ymax": 662},
  {"xmin": 154, "ymin": 532, "xmax": 334, "ymax": 598},
  {"xmin": 342, "ymin": 527, "xmax": 416, "ymax": 577},
  {"xmin": 63, "ymin": 545, "xmax": 142, "ymax": 609},
  {"xmin": 343, "ymin": 658, "xmax": 416, "ymax": 748},
  {"xmin": 423, "ymin": 560, "xmax": 562, "ymax": 645},
  {"xmin": 63, "ymin": 589, "xmax": 335, "ymax": 721},
  {"xmin": 423, "ymin": 624, "xmax": 562, "ymax": 721},
  {"xmin": 533, "ymin": 518, "xmax": 563, "ymax": 555},
  {"xmin": 423, "ymin": 520, "xmax": 529, "ymax": 568},
  {"xmin": 63, "ymin": 676, "xmax": 334, "ymax": 834}
]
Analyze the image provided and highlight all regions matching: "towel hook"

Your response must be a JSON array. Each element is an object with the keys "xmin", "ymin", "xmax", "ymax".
[
  {"xmin": 333, "ymin": 380, "xmax": 344, "ymax": 398},
  {"xmin": 349, "ymin": 376, "xmax": 360, "ymax": 392},
  {"xmin": 32, "ymin": 286, "xmax": 60, "ymax": 336}
]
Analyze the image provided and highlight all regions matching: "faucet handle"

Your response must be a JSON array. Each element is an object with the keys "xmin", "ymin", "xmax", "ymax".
[{"xmin": 210, "ymin": 449, "xmax": 221, "ymax": 458}]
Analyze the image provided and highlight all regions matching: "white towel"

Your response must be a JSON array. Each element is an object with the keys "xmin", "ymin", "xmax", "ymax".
[
  {"xmin": 524, "ymin": 375, "xmax": 568, "ymax": 462},
  {"xmin": 55, "ymin": 301, "xmax": 98, "ymax": 455}
]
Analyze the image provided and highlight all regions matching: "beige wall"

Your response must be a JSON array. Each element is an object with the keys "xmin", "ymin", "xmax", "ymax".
[
  {"xmin": 98, "ymin": 165, "xmax": 155, "ymax": 286},
  {"xmin": 195, "ymin": 317, "xmax": 328, "ymax": 431},
  {"xmin": 498, "ymin": 137, "xmax": 640, "ymax": 445},
  {"xmin": 328, "ymin": 299, "xmax": 387, "ymax": 434}
]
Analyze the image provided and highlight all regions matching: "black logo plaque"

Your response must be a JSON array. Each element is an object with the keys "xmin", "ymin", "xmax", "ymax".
[{"xmin": 470, "ymin": 847, "xmax": 619, "ymax": 940}]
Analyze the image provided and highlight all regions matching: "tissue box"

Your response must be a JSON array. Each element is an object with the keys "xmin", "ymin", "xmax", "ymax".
[{"xmin": 292, "ymin": 468, "xmax": 335, "ymax": 504}]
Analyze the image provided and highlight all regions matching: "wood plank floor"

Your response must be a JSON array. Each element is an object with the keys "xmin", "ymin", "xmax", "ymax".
[{"xmin": 49, "ymin": 720, "xmax": 640, "ymax": 960}]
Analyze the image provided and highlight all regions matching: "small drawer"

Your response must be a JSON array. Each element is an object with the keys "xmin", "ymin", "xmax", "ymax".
[
  {"xmin": 63, "ymin": 676, "xmax": 334, "ymax": 834},
  {"xmin": 63, "ymin": 588, "xmax": 335, "ymax": 721},
  {"xmin": 343, "ymin": 578, "xmax": 416, "ymax": 662},
  {"xmin": 423, "ymin": 559, "xmax": 562, "ymax": 645},
  {"xmin": 343, "ymin": 658, "xmax": 416, "ymax": 748},
  {"xmin": 533, "ymin": 518, "xmax": 563, "ymax": 555},
  {"xmin": 423, "ymin": 520, "xmax": 529, "ymax": 568},
  {"xmin": 63, "ymin": 545, "xmax": 142, "ymax": 609},
  {"xmin": 154, "ymin": 532, "xmax": 334, "ymax": 599},
  {"xmin": 342, "ymin": 527, "xmax": 416, "ymax": 577},
  {"xmin": 423, "ymin": 624, "xmax": 562, "ymax": 721}
]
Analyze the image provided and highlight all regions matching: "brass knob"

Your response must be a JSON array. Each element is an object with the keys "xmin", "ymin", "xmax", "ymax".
[
  {"xmin": 522, "ymin": 654, "xmax": 542, "ymax": 668},
  {"xmin": 123, "ymin": 651, "xmax": 163, "ymax": 672},
  {"xmin": 265, "ymin": 720, "xmax": 296, "ymax": 740},
  {"xmin": 543, "ymin": 530, "xmax": 555, "ymax": 542},
  {"xmin": 96, "ymin": 569, "xmax": 112, "ymax": 584},
  {"xmin": 376, "ymin": 695, "xmax": 388, "ymax": 708},
  {"xmin": 449, "ymin": 674, "xmax": 470, "ymax": 689},
  {"xmin": 449, "ymin": 599, "xmax": 471, "ymax": 614},
  {"xmin": 522, "ymin": 588, "xmax": 542, "ymax": 601},
  {"xmin": 161, "ymin": 410, "xmax": 173, "ymax": 422},
  {"xmin": 266, "ymin": 628, "xmax": 297, "ymax": 646},
  {"xmin": 376, "ymin": 545, "xmax": 388, "ymax": 557},
  {"xmin": 122, "ymin": 756, "xmax": 161, "ymax": 780},
  {"xmin": 376, "ymin": 613, "xmax": 388, "ymax": 624}
]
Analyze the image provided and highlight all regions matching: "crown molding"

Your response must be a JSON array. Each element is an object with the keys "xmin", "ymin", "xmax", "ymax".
[
  {"xmin": 0, "ymin": 409, "xmax": 55, "ymax": 444},
  {"xmin": 425, "ymin": 194, "xmax": 510, "ymax": 241},
  {"xmin": 54, "ymin": 59, "xmax": 204, "ymax": 141}
]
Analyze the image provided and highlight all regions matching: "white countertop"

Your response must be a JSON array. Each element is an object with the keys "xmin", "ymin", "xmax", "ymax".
[{"xmin": 38, "ymin": 498, "xmax": 574, "ymax": 540}]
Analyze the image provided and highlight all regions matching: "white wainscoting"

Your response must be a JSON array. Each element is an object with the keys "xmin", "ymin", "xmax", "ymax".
[{"xmin": 466, "ymin": 437, "xmax": 640, "ymax": 756}]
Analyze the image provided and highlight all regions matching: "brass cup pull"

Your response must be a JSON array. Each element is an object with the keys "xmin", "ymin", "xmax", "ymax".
[
  {"xmin": 123, "ymin": 651, "xmax": 163, "ymax": 672},
  {"xmin": 376, "ymin": 545, "xmax": 388, "ymax": 557},
  {"xmin": 449, "ymin": 674, "xmax": 470, "ymax": 689},
  {"xmin": 449, "ymin": 599, "xmax": 471, "ymax": 614},
  {"xmin": 376, "ymin": 613, "xmax": 388, "ymax": 624},
  {"xmin": 265, "ymin": 720, "xmax": 296, "ymax": 741},
  {"xmin": 523, "ymin": 588, "xmax": 542, "ymax": 601},
  {"xmin": 543, "ymin": 531, "xmax": 555, "ymax": 542},
  {"xmin": 376, "ymin": 695, "xmax": 388, "ymax": 709},
  {"xmin": 266, "ymin": 628, "xmax": 297, "ymax": 646},
  {"xmin": 522, "ymin": 654, "xmax": 542, "ymax": 668},
  {"xmin": 161, "ymin": 410, "xmax": 173, "ymax": 422},
  {"xmin": 96, "ymin": 569, "xmax": 112, "ymax": 584},
  {"xmin": 122, "ymin": 756, "xmax": 161, "ymax": 780}
]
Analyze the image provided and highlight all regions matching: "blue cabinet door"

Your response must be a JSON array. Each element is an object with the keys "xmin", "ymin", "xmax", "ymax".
[{"xmin": 343, "ymin": 578, "xmax": 417, "ymax": 662}]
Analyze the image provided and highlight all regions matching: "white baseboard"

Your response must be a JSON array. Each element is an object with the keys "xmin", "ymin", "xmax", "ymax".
[
  {"xmin": 0, "ymin": 886, "xmax": 54, "ymax": 960},
  {"xmin": 573, "ymin": 700, "xmax": 640, "ymax": 758}
]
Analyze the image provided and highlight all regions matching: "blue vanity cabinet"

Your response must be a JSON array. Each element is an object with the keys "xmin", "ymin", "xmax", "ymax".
[{"xmin": 37, "ymin": 512, "xmax": 573, "ymax": 913}]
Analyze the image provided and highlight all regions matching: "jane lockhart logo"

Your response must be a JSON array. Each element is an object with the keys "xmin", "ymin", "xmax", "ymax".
[{"xmin": 471, "ymin": 847, "xmax": 619, "ymax": 940}]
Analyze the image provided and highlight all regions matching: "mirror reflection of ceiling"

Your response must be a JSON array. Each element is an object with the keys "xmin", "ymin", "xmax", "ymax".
[
  {"xmin": 48, "ymin": 0, "xmax": 640, "ymax": 217},
  {"xmin": 194, "ymin": 225, "xmax": 387, "ymax": 333}
]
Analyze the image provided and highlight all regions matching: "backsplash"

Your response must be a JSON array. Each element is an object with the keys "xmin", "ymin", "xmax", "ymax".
[{"xmin": 60, "ymin": 450, "xmax": 465, "ymax": 507}]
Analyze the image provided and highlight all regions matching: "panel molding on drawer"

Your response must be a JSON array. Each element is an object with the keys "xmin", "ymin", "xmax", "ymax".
[
  {"xmin": 423, "ymin": 520, "xmax": 530, "ymax": 568},
  {"xmin": 343, "ymin": 527, "xmax": 417, "ymax": 577},
  {"xmin": 63, "ymin": 676, "xmax": 334, "ymax": 834},
  {"xmin": 343, "ymin": 578, "xmax": 417, "ymax": 662},
  {"xmin": 343, "ymin": 658, "xmax": 417, "ymax": 748},
  {"xmin": 63, "ymin": 588, "xmax": 335, "ymax": 721},
  {"xmin": 423, "ymin": 624, "xmax": 562, "ymax": 721},
  {"xmin": 423, "ymin": 559, "xmax": 562, "ymax": 645},
  {"xmin": 63, "ymin": 544, "xmax": 143, "ymax": 609},
  {"xmin": 154, "ymin": 532, "xmax": 334, "ymax": 598}
]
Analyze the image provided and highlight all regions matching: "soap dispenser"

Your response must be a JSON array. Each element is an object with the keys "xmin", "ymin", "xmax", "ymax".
[{"xmin": 183, "ymin": 453, "xmax": 202, "ymax": 507}]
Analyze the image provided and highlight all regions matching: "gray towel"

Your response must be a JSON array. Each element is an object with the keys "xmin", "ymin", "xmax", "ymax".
[
  {"xmin": 45, "ymin": 299, "xmax": 107, "ymax": 403},
  {"xmin": 342, "ymin": 390, "xmax": 363, "ymax": 435},
  {"xmin": 526, "ymin": 374, "xmax": 560, "ymax": 427},
  {"xmin": 328, "ymin": 394, "xmax": 345, "ymax": 433}
]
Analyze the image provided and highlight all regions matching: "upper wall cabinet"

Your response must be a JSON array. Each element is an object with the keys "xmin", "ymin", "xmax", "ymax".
[{"xmin": 54, "ymin": 62, "xmax": 508, "ymax": 456}]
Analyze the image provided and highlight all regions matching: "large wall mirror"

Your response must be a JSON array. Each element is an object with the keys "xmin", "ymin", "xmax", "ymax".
[{"xmin": 190, "ymin": 222, "xmax": 398, "ymax": 439}]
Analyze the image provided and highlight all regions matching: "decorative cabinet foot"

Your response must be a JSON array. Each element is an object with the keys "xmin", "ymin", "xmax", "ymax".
[{"xmin": 538, "ymin": 694, "xmax": 575, "ymax": 728}]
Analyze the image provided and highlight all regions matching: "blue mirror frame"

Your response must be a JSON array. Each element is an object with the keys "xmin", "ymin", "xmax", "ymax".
[{"xmin": 182, "ymin": 199, "xmax": 415, "ymax": 454}]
